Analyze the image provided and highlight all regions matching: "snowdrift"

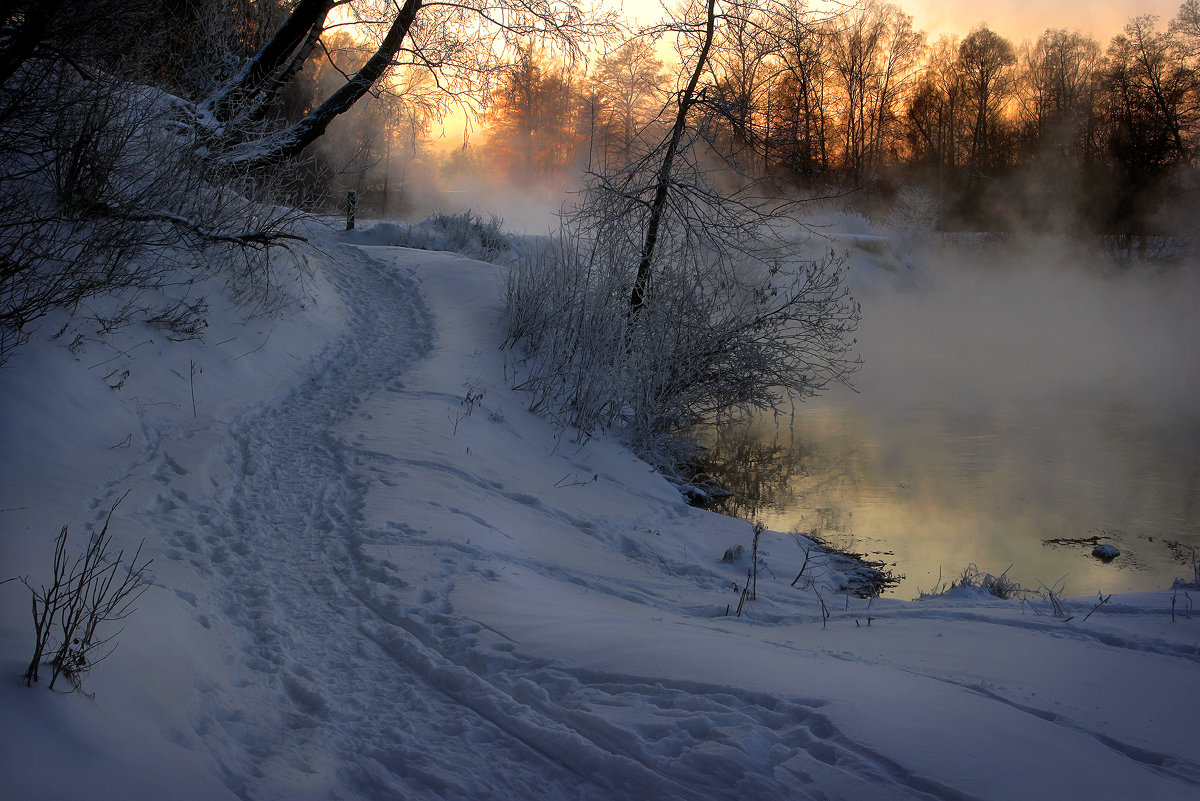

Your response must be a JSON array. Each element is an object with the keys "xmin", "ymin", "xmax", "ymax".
[{"xmin": 1, "ymin": 222, "xmax": 1197, "ymax": 800}]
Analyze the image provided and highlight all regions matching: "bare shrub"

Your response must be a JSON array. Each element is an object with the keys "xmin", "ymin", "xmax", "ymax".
[
  {"xmin": 1031, "ymin": 575, "xmax": 1071, "ymax": 618},
  {"xmin": 1173, "ymin": 546, "xmax": 1199, "ymax": 589},
  {"xmin": 16, "ymin": 494, "xmax": 152, "ymax": 694},
  {"xmin": 918, "ymin": 563, "xmax": 1026, "ymax": 600}
]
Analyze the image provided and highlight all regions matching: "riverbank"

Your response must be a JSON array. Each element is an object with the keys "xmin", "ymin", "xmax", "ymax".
[{"xmin": 2, "ymin": 220, "xmax": 1197, "ymax": 799}]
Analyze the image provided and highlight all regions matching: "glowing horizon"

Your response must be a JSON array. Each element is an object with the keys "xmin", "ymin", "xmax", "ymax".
[{"xmin": 614, "ymin": 0, "xmax": 1187, "ymax": 41}]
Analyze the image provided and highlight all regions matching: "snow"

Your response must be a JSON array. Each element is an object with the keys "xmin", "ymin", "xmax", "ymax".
[{"xmin": 2, "ymin": 220, "xmax": 1198, "ymax": 800}]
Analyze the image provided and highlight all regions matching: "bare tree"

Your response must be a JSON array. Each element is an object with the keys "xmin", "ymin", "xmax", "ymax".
[
  {"xmin": 627, "ymin": 0, "xmax": 720, "ymax": 313},
  {"xmin": 957, "ymin": 25, "xmax": 1018, "ymax": 174},
  {"xmin": 1103, "ymin": 14, "xmax": 1196, "ymax": 169},
  {"xmin": 707, "ymin": 2, "xmax": 778, "ymax": 171},
  {"xmin": 903, "ymin": 33, "xmax": 972, "ymax": 208},
  {"xmin": 828, "ymin": 0, "xmax": 924, "ymax": 185},
  {"xmin": 768, "ymin": 0, "xmax": 833, "ymax": 183},
  {"xmin": 1171, "ymin": 0, "xmax": 1200, "ymax": 56},
  {"xmin": 589, "ymin": 39, "xmax": 668, "ymax": 167},
  {"xmin": 215, "ymin": 0, "xmax": 615, "ymax": 168},
  {"xmin": 481, "ymin": 43, "xmax": 582, "ymax": 180},
  {"xmin": 504, "ymin": 0, "xmax": 860, "ymax": 475},
  {"xmin": 1017, "ymin": 28, "xmax": 1102, "ymax": 162},
  {"xmin": 1098, "ymin": 14, "xmax": 1198, "ymax": 234}
]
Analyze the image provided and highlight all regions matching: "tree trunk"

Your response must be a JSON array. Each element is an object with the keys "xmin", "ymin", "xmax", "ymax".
[
  {"xmin": 205, "ymin": 0, "xmax": 336, "ymax": 124},
  {"xmin": 629, "ymin": 0, "xmax": 718, "ymax": 313},
  {"xmin": 228, "ymin": 0, "xmax": 422, "ymax": 167},
  {"xmin": 247, "ymin": 11, "xmax": 328, "ymax": 124}
]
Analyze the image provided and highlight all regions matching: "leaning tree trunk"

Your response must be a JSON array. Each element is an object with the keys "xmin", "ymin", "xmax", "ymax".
[
  {"xmin": 629, "ymin": 0, "xmax": 718, "ymax": 313},
  {"xmin": 204, "ymin": 0, "xmax": 337, "ymax": 125},
  {"xmin": 227, "ymin": 0, "xmax": 423, "ymax": 168},
  {"xmin": 246, "ymin": 11, "xmax": 328, "ymax": 124}
]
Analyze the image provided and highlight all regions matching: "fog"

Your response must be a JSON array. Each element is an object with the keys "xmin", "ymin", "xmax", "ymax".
[
  {"xmin": 707, "ymin": 221, "xmax": 1200, "ymax": 596},
  {"xmin": 850, "ymin": 236, "xmax": 1200, "ymax": 420}
]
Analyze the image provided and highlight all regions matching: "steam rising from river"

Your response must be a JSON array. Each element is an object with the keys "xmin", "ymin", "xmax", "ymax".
[
  {"xmin": 849, "ymin": 235, "xmax": 1200, "ymax": 422},
  {"xmin": 716, "ymin": 219, "xmax": 1200, "ymax": 596}
]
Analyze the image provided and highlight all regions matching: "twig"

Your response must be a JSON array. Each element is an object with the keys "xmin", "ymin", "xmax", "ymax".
[
  {"xmin": 645, "ymin": 544, "xmax": 672, "ymax": 575},
  {"xmin": 189, "ymin": 360, "xmax": 199, "ymax": 418},
  {"xmin": 750, "ymin": 521, "xmax": 764, "ymax": 601},
  {"xmin": 791, "ymin": 544, "xmax": 811, "ymax": 587},
  {"xmin": 234, "ymin": 328, "xmax": 274, "ymax": 360},
  {"xmin": 1082, "ymin": 592, "xmax": 1112, "ymax": 622},
  {"xmin": 554, "ymin": 472, "xmax": 598, "ymax": 488},
  {"xmin": 87, "ymin": 338, "xmax": 152, "ymax": 369},
  {"xmin": 735, "ymin": 568, "xmax": 752, "ymax": 617}
]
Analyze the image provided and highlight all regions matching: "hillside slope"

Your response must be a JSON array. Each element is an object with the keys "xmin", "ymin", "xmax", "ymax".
[{"xmin": 2, "ymin": 225, "xmax": 1197, "ymax": 800}]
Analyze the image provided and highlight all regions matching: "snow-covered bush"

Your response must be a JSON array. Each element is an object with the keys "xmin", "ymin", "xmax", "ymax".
[
  {"xmin": 883, "ymin": 184, "xmax": 939, "ymax": 260},
  {"xmin": 503, "ymin": 224, "xmax": 861, "ymax": 478},
  {"xmin": 342, "ymin": 212, "xmax": 511, "ymax": 263},
  {"xmin": 918, "ymin": 563, "xmax": 1026, "ymax": 601},
  {"xmin": 425, "ymin": 211, "xmax": 509, "ymax": 261},
  {"xmin": 0, "ymin": 61, "xmax": 305, "ymax": 363}
]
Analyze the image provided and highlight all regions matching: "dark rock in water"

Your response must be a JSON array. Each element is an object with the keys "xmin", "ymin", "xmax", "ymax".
[{"xmin": 1092, "ymin": 544, "xmax": 1120, "ymax": 561}]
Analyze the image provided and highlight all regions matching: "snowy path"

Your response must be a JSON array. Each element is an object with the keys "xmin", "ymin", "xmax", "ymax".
[
  {"xmin": 133, "ymin": 244, "xmax": 958, "ymax": 800},
  {"xmin": 142, "ymin": 246, "xmax": 624, "ymax": 798}
]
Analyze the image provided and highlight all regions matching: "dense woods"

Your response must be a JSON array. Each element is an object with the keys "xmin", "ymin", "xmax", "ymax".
[
  {"xmin": 7, "ymin": 1, "xmax": 1195, "ymax": 229},
  {"xmin": 471, "ymin": 0, "xmax": 1200, "ymax": 235}
]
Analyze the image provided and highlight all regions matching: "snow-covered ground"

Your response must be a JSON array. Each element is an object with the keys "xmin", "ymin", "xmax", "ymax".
[{"xmin": 2, "ymin": 221, "xmax": 1198, "ymax": 800}]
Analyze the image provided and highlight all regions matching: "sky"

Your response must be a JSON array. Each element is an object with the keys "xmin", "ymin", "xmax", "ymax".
[
  {"xmin": 617, "ymin": 0, "xmax": 1188, "ymax": 41},
  {"xmin": 898, "ymin": 0, "xmax": 1185, "ymax": 39}
]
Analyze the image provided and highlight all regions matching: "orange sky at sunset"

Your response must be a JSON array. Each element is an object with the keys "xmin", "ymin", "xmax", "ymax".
[{"xmin": 616, "ymin": 0, "xmax": 1187, "ymax": 41}]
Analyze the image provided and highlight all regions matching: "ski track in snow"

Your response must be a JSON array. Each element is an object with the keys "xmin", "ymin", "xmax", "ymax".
[{"xmin": 69, "ymin": 243, "xmax": 1199, "ymax": 801}]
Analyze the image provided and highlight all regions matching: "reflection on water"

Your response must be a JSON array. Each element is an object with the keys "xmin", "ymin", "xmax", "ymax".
[
  {"xmin": 697, "ymin": 244, "xmax": 1200, "ymax": 598},
  {"xmin": 698, "ymin": 389, "xmax": 1200, "ymax": 599}
]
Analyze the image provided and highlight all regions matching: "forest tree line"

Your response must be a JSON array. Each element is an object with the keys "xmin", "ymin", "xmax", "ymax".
[
  {"xmin": 5, "ymin": 0, "xmax": 1199, "ymax": 233},
  {"xmin": 469, "ymin": 0, "xmax": 1200, "ymax": 235}
]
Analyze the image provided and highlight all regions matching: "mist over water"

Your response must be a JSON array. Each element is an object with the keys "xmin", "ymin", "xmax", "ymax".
[{"xmin": 707, "ymin": 233, "xmax": 1200, "ymax": 597}]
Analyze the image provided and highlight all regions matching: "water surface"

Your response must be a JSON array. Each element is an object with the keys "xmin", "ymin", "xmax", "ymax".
[{"xmin": 702, "ymin": 246, "xmax": 1200, "ymax": 598}]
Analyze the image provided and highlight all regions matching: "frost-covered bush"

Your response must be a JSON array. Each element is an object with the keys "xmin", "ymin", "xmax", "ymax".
[
  {"xmin": 0, "ymin": 61, "xmax": 305, "ymax": 363},
  {"xmin": 425, "ymin": 211, "xmax": 509, "ymax": 261},
  {"xmin": 918, "ymin": 563, "xmax": 1025, "ymax": 600},
  {"xmin": 503, "ymin": 226, "xmax": 861, "ymax": 478},
  {"xmin": 347, "ymin": 212, "xmax": 511, "ymax": 263},
  {"xmin": 884, "ymin": 184, "xmax": 939, "ymax": 259}
]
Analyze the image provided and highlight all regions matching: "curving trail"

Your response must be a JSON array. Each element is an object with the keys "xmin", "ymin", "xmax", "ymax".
[
  {"xmin": 127, "ymin": 242, "xmax": 1199, "ymax": 801},
  {"xmin": 145, "ymin": 245, "xmax": 619, "ymax": 799}
]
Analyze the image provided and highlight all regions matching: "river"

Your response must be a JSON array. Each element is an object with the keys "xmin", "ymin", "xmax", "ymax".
[{"xmin": 700, "ymin": 239, "xmax": 1200, "ymax": 598}]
